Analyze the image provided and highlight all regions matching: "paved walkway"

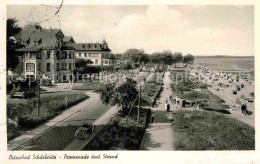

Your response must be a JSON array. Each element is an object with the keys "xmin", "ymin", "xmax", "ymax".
[{"xmin": 140, "ymin": 71, "xmax": 175, "ymax": 150}]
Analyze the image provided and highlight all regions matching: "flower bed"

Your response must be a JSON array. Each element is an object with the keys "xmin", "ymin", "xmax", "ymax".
[{"xmin": 141, "ymin": 72, "xmax": 164, "ymax": 106}]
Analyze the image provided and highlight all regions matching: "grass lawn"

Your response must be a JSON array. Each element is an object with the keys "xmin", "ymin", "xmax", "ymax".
[
  {"xmin": 7, "ymin": 91, "xmax": 89, "ymax": 140},
  {"xmin": 16, "ymin": 125, "xmax": 79, "ymax": 150},
  {"xmin": 153, "ymin": 110, "xmax": 170, "ymax": 123},
  {"xmin": 72, "ymin": 82, "xmax": 101, "ymax": 90},
  {"xmin": 84, "ymin": 107, "xmax": 151, "ymax": 150},
  {"xmin": 172, "ymin": 110, "xmax": 255, "ymax": 150}
]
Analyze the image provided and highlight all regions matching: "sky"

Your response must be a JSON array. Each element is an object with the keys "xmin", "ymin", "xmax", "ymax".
[{"xmin": 7, "ymin": 5, "xmax": 254, "ymax": 56}]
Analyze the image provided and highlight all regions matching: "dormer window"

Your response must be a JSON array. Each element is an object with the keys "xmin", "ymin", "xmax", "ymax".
[{"xmin": 23, "ymin": 39, "xmax": 30, "ymax": 45}]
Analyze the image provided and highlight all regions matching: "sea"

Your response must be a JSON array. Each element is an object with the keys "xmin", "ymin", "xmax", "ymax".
[{"xmin": 194, "ymin": 57, "xmax": 254, "ymax": 71}]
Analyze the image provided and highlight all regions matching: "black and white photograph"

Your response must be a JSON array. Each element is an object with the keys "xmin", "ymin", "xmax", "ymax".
[{"xmin": 0, "ymin": 0, "xmax": 259, "ymax": 163}]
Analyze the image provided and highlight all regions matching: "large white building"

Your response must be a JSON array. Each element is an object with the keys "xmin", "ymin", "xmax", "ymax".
[{"xmin": 73, "ymin": 40, "xmax": 116, "ymax": 66}]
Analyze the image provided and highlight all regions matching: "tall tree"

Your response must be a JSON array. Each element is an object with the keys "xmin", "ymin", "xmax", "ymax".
[
  {"xmin": 73, "ymin": 58, "xmax": 94, "ymax": 81},
  {"xmin": 183, "ymin": 54, "xmax": 195, "ymax": 64},
  {"xmin": 173, "ymin": 52, "xmax": 183, "ymax": 67},
  {"xmin": 7, "ymin": 18, "xmax": 22, "ymax": 70},
  {"xmin": 124, "ymin": 48, "xmax": 145, "ymax": 63},
  {"xmin": 95, "ymin": 78, "xmax": 138, "ymax": 112}
]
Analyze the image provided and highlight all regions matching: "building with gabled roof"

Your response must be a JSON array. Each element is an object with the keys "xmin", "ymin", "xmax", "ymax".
[
  {"xmin": 74, "ymin": 39, "xmax": 115, "ymax": 66},
  {"xmin": 14, "ymin": 24, "xmax": 76, "ymax": 83}
]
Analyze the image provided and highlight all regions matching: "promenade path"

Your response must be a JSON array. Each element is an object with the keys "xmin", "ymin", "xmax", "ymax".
[{"xmin": 140, "ymin": 71, "xmax": 175, "ymax": 150}]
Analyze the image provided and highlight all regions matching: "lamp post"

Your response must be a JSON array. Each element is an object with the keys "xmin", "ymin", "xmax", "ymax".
[
  {"xmin": 137, "ymin": 84, "xmax": 141, "ymax": 124},
  {"xmin": 36, "ymin": 73, "xmax": 41, "ymax": 117}
]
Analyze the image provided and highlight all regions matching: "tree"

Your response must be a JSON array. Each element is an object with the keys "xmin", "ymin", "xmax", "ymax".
[
  {"xmin": 172, "ymin": 52, "xmax": 183, "ymax": 67},
  {"xmin": 73, "ymin": 58, "xmax": 94, "ymax": 81},
  {"xmin": 123, "ymin": 62, "xmax": 132, "ymax": 71},
  {"xmin": 183, "ymin": 54, "xmax": 195, "ymax": 64},
  {"xmin": 95, "ymin": 78, "xmax": 138, "ymax": 112},
  {"xmin": 150, "ymin": 52, "xmax": 162, "ymax": 69},
  {"xmin": 7, "ymin": 18, "xmax": 22, "ymax": 70},
  {"xmin": 95, "ymin": 82, "xmax": 116, "ymax": 104},
  {"xmin": 161, "ymin": 50, "xmax": 174, "ymax": 66},
  {"xmin": 124, "ymin": 48, "xmax": 145, "ymax": 63}
]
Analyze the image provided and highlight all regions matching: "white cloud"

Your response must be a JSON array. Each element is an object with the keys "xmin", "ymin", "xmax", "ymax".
[
  {"xmin": 8, "ymin": 5, "xmax": 253, "ymax": 56},
  {"xmin": 104, "ymin": 5, "xmax": 253, "ymax": 55}
]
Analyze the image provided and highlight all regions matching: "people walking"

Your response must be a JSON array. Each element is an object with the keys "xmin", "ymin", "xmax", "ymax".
[
  {"xmin": 197, "ymin": 104, "xmax": 200, "ymax": 110},
  {"xmin": 151, "ymin": 113, "xmax": 155, "ymax": 124},
  {"xmin": 167, "ymin": 103, "xmax": 170, "ymax": 112},
  {"xmin": 165, "ymin": 101, "xmax": 168, "ymax": 111}
]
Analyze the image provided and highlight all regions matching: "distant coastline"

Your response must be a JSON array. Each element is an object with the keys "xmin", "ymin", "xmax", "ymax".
[{"xmin": 195, "ymin": 55, "xmax": 254, "ymax": 58}]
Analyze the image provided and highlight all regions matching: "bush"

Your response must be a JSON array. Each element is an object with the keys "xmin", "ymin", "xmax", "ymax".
[
  {"xmin": 7, "ymin": 124, "xmax": 20, "ymax": 141},
  {"xmin": 7, "ymin": 83, "xmax": 14, "ymax": 94}
]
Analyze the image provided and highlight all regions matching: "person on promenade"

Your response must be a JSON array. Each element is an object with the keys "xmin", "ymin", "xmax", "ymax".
[
  {"xmin": 165, "ymin": 101, "xmax": 168, "ymax": 111},
  {"xmin": 167, "ymin": 103, "xmax": 170, "ymax": 112},
  {"xmin": 196, "ymin": 103, "xmax": 200, "ymax": 110},
  {"xmin": 151, "ymin": 113, "xmax": 155, "ymax": 124}
]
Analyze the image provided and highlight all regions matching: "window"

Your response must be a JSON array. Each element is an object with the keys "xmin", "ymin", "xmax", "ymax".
[
  {"xmin": 68, "ymin": 52, "xmax": 72, "ymax": 59},
  {"xmin": 26, "ymin": 39, "xmax": 30, "ymax": 45},
  {"xmin": 38, "ymin": 63, "xmax": 41, "ymax": 71},
  {"xmin": 26, "ymin": 63, "xmax": 35, "ymax": 72},
  {"xmin": 84, "ymin": 53, "xmax": 87, "ymax": 57},
  {"xmin": 69, "ymin": 63, "xmax": 72, "ymax": 70},
  {"xmin": 61, "ymin": 52, "xmax": 67, "ymax": 59},
  {"xmin": 57, "ymin": 63, "xmax": 60, "ymax": 71},
  {"xmin": 36, "ymin": 53, "xmax": 41, "ymax": 59},
  {"xmin": 56, "ymin": 51, "xmax": 60, "ymax": 59},
  {"xmin": 47, "ymin": 63, "xmax": 50, "ymax": 71},
  {"xmin": 61, "ymin": 63, "xmax": 67, "ymax": 70},
  {"xmin": 95, "ymin": 59, "xmax": 98, "ymax": 64},
  {"xmin": 57, "ymin": 41, "xmax": 61, "ymax": 47},
  {"xmin": 46, "ymin": 51, "xmax": 50, "ymax": 59},
  {"xmin": 79, "ymin": 53, "xmax": 82, "ymax": 57}
]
